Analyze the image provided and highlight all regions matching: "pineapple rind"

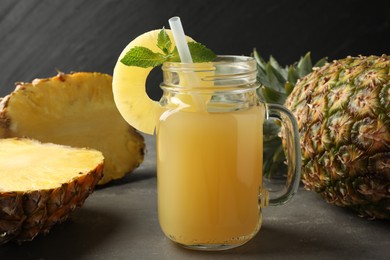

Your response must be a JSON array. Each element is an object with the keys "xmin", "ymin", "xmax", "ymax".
[
  {"xmin": 0, "ymin": 138, "xmax": 104, "ymax": 244},
  {"xmin": 285, "ymin": 55, "xmax": 390, "ymax": 219}
]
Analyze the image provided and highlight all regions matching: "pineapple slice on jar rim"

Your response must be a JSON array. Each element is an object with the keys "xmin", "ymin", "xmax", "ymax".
[
  {"xmin": 113, "ymin": 30, "xmax": 175, "ymax": 135},
  {"xmin": 113, "ymin": 29, "xmax": 215, "ymax": 135}
]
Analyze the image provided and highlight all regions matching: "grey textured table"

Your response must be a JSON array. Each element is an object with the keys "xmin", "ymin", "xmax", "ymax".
[{"xmin": 1, "ymin": 135, "xmax": 389, "ymax": 260}]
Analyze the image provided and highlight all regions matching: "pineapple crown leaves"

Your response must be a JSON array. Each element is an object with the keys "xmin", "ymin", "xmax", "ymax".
[
  {"xmin": 253, "ymin": 49, "xmax": 327, "ymax": 175},
  {"xmin": 252, "ymin": 49, "xmax": 327, "ymax": 104}
]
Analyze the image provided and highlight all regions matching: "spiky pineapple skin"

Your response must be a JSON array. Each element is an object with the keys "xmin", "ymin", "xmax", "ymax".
[
  {"xmin": 285, "ymin": 55, "xmax": 390, "ymax": 219},
  {"xmin": 0, "ymin": 166, "xmax": 103, "ymax": 244},
  {"xmin": 0, "ymin": 138, "xmax": 104, "ymax": 244}
]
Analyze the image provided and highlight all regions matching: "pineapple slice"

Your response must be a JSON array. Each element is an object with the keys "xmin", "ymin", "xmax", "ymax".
[
  {"xmin": 0, "ymin": 72, "xmax": 145, "ymax": 184},
  {"xmin": 0, "ymin": 138, "xmax": 104, "ymax": 244},
  {"xmin": 113, "ymin": 29, "xmax": 192, "ymax": 135}
]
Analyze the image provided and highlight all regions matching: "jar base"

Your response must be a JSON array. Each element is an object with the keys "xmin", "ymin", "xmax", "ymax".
[{"xmin": 176, "ymin": 241, "xmax": 248, "ymax": 251}]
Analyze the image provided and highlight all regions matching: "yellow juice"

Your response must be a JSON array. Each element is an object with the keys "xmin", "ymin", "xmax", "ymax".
[{"xmin": 157, "ymin": 105, "xmax": 264, "ymax": 246}]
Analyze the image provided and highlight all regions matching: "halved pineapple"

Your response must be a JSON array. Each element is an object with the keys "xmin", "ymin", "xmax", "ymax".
[
  {"xmin": 0, "ymin": 72, "xmax": 145, "ymax": 184},
  {"xmin": 0, "ymin": 138, "xmax": 104, "ymax": 244}
]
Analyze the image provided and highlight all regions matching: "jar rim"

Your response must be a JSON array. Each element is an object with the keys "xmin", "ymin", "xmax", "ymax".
[{"xmin": 162, "ymin": 55, "xmax": 256, "ymax": 69}]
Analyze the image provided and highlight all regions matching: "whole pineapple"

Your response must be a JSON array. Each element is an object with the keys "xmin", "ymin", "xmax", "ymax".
[
  {"xmin": 255, "ymin": 52, "xmax": 390, "ymax": 219},
  {"xmin": 286, "ymin": 55, "xmax": 389, "ymax": 219}
]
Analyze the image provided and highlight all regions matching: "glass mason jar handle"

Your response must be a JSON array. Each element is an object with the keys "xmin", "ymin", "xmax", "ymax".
[{"xmin": 262, "ymin": 103, "xmax": 302, "ymax": 206}]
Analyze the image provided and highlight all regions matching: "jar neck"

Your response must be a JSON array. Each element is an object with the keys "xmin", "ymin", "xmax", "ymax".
[
  {"xmin": 159, "ymin": 56, "xmax": 260, "ymax": 112},
  {"xmin": 160, "ymin": 55, "xmax": 258, "ymax": 93}
]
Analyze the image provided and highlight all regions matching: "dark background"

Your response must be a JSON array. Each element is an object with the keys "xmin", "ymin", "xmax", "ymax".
[{"xmin": 1, "ymin": 0, "xmax": 389, "ymax": 99}]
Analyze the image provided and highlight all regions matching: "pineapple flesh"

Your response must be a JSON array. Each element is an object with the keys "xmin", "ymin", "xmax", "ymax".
[
  {"xmin": 284, "ymin": 55, "xmax": 390, "ymax": 219},
  {"xmin": 0, "ymin": 72, "xmax": 145, "ymax": 185},
  {"xmin": 0, "ymin": 138, "xmax": 104, "ymax": 244}
]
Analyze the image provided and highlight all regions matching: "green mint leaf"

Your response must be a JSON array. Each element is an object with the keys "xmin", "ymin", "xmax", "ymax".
[
  {"xmin": 167, "ymin": 47, "xmax": 180, "ymax": 62},
  {"xmin": 187, "ymin": 42, "xmax": 216, "ymax": 62},
  {"xmin": 157, "ymin": 28, "xmax": 172, "ymax": 54},
  {"xmin": 120, "ymin": 46, "xmax": 167, "ymax": 68},
  {"xmin": 120, "ymin": 32, "xmax": 216, "ymax": 68},
  {"xmin": 167, "ymin": 42, "xmax": 216, "ymax": 62},
  {"xmin": 168, "ymin": 42, "xmax": 217, "ymax": 62}
]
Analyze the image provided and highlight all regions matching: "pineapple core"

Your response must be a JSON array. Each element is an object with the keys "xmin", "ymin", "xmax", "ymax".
[{"xmin": 0, "ymin": 138, "xmax": 104, "ymax": 192}]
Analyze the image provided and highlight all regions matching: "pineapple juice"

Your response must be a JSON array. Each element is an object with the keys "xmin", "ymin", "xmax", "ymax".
[{"xmin": 157, "ymin": 105, "xmax": 264, "ymax": 246}]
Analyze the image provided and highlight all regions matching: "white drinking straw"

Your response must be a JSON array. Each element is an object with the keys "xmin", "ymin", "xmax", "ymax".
[
  {"xmin": 168, "ymin": 17, "xmax": 193, "ymax": 63},
  {"xmin": 168, "ymin": 16, "xmax": 205, "ymax": 111}
]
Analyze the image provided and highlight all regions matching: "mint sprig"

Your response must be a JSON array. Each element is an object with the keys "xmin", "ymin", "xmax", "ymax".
[
  {"xmin": 156, "ymin": 28, "xmax": 172, "ymax": 55},
  {"xmin": 186, "ymin": 42, "xmax": 217, "ymax": 62},
  {"xmin": 120, "ymin": 28, "xmax": 216, "ymax": 68},
  {"xmin": 120, "ymin": 46, "xmax": 166, "ymax": 68}
]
